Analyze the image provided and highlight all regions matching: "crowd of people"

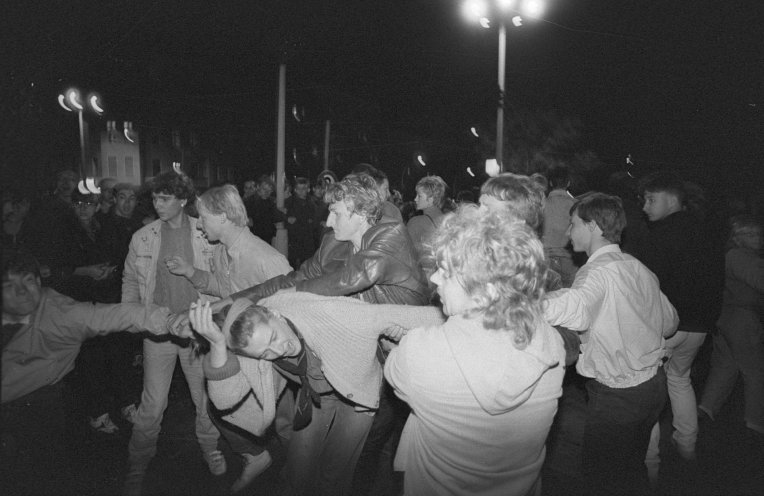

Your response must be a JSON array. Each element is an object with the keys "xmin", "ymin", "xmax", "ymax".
[{"xmin": 2, "ymin": 163, "xmax": 762, "ymax": 496}]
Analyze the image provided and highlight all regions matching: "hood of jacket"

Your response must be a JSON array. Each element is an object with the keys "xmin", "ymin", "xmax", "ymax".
[{"xmin": 443, "ymin": 314, "xmax": 565, "ymax": 415}]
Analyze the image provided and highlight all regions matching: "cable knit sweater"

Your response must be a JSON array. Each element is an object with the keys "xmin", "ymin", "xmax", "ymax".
[{"xmin": 204, "ymin": 291, "xmax": 445, "ymax": 436}]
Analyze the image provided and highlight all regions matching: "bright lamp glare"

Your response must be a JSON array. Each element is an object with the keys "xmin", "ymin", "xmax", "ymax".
[
  {"xmin": 497, "ymin": 0, "xmax": 516, "ymax": 11},
  {"xmin": 479, "ymin": 17, "xmax": 491, "ymax": 29},
  {"xmin": 58, "ymin": 94, "xmax": 73, "ymax": 111},
  {"xmin": 124, "ymin": 128, "xmax": 135, "ymax": 143},
  {"xmin": 462, "ymin": 0, "xmax": 488, "ymax": 21},
  {"xmin": 89, "ymin": 95, "xmax": 104, "ymax": 114},
  {"xmin": 522, "ymin": 0, "xmax": 545, "ymax": 18},
  {"xmin": 467, "ymin": 167, "xmax": 476, "ymax": 177},
  {"xmin": 485, "ymin": 158, "xmax": 500, "ymax": 177},
  {"xmin": 470, "ymin": 127, "xmax": 479, "ymax": 137},
  {"xmin": 512, "ymin": 16, "xmax": 523, "ymax": 27},
  {"xmin": 67, "ymin": 90, "xmax": 83, "ymax": 111},
  {"xmin": 417, "ymin": 155, "xmax": 426, "ymax": 166}
]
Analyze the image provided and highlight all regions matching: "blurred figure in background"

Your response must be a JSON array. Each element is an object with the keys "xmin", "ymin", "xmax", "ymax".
[{"xmin": 699, "ymin": 215, "xmax": 764, "ymax": 436}]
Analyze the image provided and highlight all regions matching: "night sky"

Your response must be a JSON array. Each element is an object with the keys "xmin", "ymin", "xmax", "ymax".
[{"xmin": 3, "ymin": 0, "xmax": 762, "ymax": 197}]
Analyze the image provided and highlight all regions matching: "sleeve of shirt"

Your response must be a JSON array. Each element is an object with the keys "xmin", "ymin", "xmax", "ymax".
[
  {"xmin": 80, "ymin": 302, "xmax": 170, "ymax": 337},
  {"xmin": 659, "ymin": 291, "xmax": 680, "ymax": 337},
  {"xmin": 384, "ymin": 335, "xmax": 412, "ymax": 404},
  {"xmin": 543, "ymin": 265, "xmax": 605, "ymax": 331},
  {"xmin": 121, "ymin": 235, "xmax": 141, "ymax": 303},
  {"xmin": 189, "ymin": 268, "xmax": 223, "ymax": 297}
]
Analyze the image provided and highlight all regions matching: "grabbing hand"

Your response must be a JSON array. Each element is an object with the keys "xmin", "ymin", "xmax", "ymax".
[
  {"xmin": 259, "ymin": 274, "xmax": 295, "ymax": 297},
  {"xmin": 166, "ymin": 313, "xmax": 192, "ymax": 338},
  {"xmin": 382, "ymin": 324, "xmax": 408, "ymax": 342},
  {"xmin": 165, "ymin": 256, "xmax": 194, "ymax": 278},
  {"xmin": 189, "ymin": 299, "xmax": 226, "ymax": 348}
]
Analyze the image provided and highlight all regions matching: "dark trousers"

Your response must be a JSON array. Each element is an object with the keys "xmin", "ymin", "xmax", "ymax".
[
  {"xmin": 71, "ymin": 332, "xmax": 143, "ymax": 417},
  {"xmin": 582, "ymin": 368, "xmax": 667, "ymax": 496}
]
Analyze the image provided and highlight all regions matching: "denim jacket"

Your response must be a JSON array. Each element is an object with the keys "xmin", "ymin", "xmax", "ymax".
[{"xmin": 122, "ymin": 216, "xmax": 216, "ymax": 306}]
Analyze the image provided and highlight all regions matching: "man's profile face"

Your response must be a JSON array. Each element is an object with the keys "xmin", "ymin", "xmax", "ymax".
[
  {"xmin": 567, "ymin": 212, "xmax": 593, "ymax": 253},
  {"xmin": 378, "ymin": 179, "xmax": 390, "ymax": 201},
  {"xmin": 3, "ymin": 272, "xmax": 42, "ymax": 318},
  {"xmin": 115, "ymin": 189, "xmax": 137, "ymax": 218},
  {"xmin": 56, "ymin": 171, "xmax": 77, "ymax": 196},
  {"xmin": 642, "ymin": 191, "xmax": 675, "ymax": 222},
  {"xmin": 326, "ymin": 200, "xmax": 366, "ymax": 243}
]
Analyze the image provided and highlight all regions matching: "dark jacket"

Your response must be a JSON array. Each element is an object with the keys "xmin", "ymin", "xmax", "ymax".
[
  {"xmin": 232, "ymin": 221, "xmax": 429, "ymax": 306},
  {"xmin": 633, "ymin": 210, "xmax": 722, "ymax": 331}
]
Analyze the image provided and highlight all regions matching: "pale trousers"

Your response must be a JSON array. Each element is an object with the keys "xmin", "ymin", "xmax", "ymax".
[
  {"xmin": 646, "ymin": 331, "xmax": 706, "ymax": 471},
  {"xmin": 127, "ymin": 338, "xmax": 220, "ymax": 468}
]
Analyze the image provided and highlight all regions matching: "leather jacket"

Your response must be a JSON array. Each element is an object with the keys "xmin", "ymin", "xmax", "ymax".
[{"xmin": 232, "ymin": 221, "xmax": 430, "ymax": 306}]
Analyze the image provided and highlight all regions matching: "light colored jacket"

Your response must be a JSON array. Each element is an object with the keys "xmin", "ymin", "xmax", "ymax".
[{"xmin": 122, "ymin": 216, "xmax": 215, "ymax": 305}]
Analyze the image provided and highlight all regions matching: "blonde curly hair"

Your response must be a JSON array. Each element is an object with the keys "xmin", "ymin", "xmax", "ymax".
[{"xmin": 432, "ymin": 204, "xmax": 548, "ymax": 349}]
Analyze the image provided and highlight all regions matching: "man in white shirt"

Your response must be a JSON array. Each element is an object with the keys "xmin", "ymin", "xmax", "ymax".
[{"xmin": 543, "ymin": 193, "xmax": 678, "ymax": 496}]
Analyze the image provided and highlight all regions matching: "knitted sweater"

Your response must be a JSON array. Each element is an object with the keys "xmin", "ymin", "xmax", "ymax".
[{"xmin": 204, "ymin": 291, "xmax": 445, "ymax": 435}]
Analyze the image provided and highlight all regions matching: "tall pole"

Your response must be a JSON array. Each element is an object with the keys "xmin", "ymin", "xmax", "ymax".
[
  {"xmin": 274, "ymin": 63, "xmax": 288, "ymax": 255},
  {"xmin": 78, "ymin": 111, "xmax": 87, "ymax": 178},
  {"xmin": 323, "ymin": 119, "xmax": 331, "ymax": 171},
  {"xmin": 496, "ymin": 20, "xmax": 506, "ymax": 173}
]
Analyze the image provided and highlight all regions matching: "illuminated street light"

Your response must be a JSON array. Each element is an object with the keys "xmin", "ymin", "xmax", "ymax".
[
  {"xmin": 470, "ymin": 127, "xmax": 479, "ymax": 138},
  {"xmin": 463, "ymin": 0, "xmax": 545, "ymax": 173},
  {"xmin": 57, "ymin": 88, "xmax": 105, "ymax": 178},
  {"xmin": 417, "ymin": 154, "xmax": 427, "ymax": 166}
]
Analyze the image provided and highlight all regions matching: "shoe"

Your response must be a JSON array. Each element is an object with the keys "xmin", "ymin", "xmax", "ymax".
[
  {"xmin": 121, "ymin": 404, "xmax": 138, "ymax": 423},
  {"xmin": 231, "ymin": 451, "xmax": 272, "ymax": 493},
  {"xmin": 89, "ymin": 413, "xmax": 119, "ymax": 434},
  {"xmin": 203, "ymin": 449, "xmax": 227, "ymax": 476}
]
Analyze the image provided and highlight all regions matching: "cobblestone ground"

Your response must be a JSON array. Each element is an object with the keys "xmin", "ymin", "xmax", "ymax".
[{"xmin": 3, "ymin": 339, "xmax": 762, "ymax": 495}]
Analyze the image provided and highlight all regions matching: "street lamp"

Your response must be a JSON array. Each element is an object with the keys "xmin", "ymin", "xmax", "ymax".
[
  {"xmin": 462, "ymin": 0, "xmax": 545, "ymax": 173},
  {"xmin": 58, "ymin": 88, "xmax": 104, "ymax": 178}
]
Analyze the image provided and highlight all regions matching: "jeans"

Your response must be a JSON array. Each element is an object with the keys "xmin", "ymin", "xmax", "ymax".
[
  {"xmin": 127, "ymin": 338, "xmax": 219, "ymax": 468},
  {"xmin": 646, "ymin": 330, "xmax": 706, "ymax": 468},
  {"xmin": 282, "ymin": 393, "xmax": 374, "ymax": 496},
  {"xmin": 700, "ymin": 321, "xmax": 764, "ymax": 433},
  {"xmin": 583, "ymin": 368, "xmax": 666, "ymax": 496}
]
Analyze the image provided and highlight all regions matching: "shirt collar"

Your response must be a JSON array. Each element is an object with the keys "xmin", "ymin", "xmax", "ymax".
[{"xmin": 588, "ymin": 243, "xmax": 621, "ymax": 262}]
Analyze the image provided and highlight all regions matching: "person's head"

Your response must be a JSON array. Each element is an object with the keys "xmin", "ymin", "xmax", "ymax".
[
  {"xmin": 351, "ymin": 163, "xmax": 390, "ymax": 201},
  {"xmin": 568, "ymin": 193, "xmax": 626, "ymax": 254},
  {"xmin": 2, "ymin": 188, "xmax": 32, "ymax": 223},
  {"xmin": 547, "ymin": 166, "xmax": 571, "ymax": 191},
  {"xmin": 256, "ymin": 175, "xmax": 275, "ymax": 200},
  {"xmin": 222, "ymin": 300, "xmax": 301, "ymax": 360},
  {"xmin": 313, "ymin": 171, "xmax": 337, "ymax": 200},
  {"xmin": 150, "ymin": 171, "xmax": 196, "ymax": 223},
  {"xmin": 113, "ymin": 183, "xmax": 138, "ymax": 219},
  {"xmin": 530, "ymin": 172, "xmax": 549, "ymax": 196},
  {"xmin": 72, "ymin": 190, "xmax": 101, "ymax": 227},
  {"xmin": 324, "ymin": 173, "xmax": 383, "ymax": 247},
  {"xmin": 242, "ymin": 180, "xmax": 257, "ymax": 199},
  {"xmin": 196, "ymin": 184, "xmax": 248, "ymax": 242},
  {"xmin": 2, "ymin": 250, "xmax": 43, "ymax": 319},
  {"xmin": 430, "ymin": 204, "xmax": 548, "ymax": 350},
  {"xmin": 728, "ymin": 215, "xmax": 762, "ymax": 253},
  {"xmin": 479, "ymin": 173, "xmax": 545, "ymax": 233},
  {"xmin": 293, "ymin": 177, "xmax": 310, "ymax": 200},
  {"xmin": 98, "ymin": 178, "xmax": 118, "ymax": 212},
  {"xmin": 640, "ymin": 172, "xmax": 685, "ymax": 222},
  {"xmin": 54, "ymin": 169, "xmax": 78, "ymax": 199},
  {"xmin": 414, "ymin": 175, "xmax": 447, "ymax": 211}
]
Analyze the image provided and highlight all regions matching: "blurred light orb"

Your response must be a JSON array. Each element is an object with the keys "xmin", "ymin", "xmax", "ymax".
[
  {"xmin": 462, "ymin": 0, "xmax": 488, "ymax": 21},
  {"xmin": 417, "ymin": 155, "xmax": 426, "ymax": 166},
  {"xmin": 470, "ymin": 127, "xmax": 479, "ymax": 137},
  {"xmin": 58, "ymin": 94, "xmax": 73, "ymax": 111},
  {"xmin": 512, "ymin": 16, "xmax": 523, "ymax": 27},
  {"xmin": 89, "ymin": 94, "xmax": 104, "ymax": 114}
]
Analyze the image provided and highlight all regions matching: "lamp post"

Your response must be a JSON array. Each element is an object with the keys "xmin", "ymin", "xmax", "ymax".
[
  {"xmin": 58, "ymin": 89, "xmax": 104, "ymax": 178},
  {"xmin": 462, "ymin": 0, "xmax": 545, "ymax": 173}
]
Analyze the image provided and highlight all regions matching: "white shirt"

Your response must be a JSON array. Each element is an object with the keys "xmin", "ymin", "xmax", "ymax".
[{"xmin": 544, "ymin": 244, "xmax": 678, "ymax": 388}]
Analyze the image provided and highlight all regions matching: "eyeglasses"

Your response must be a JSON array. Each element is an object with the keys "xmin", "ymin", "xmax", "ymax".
[{"xmin": 74, "ymin": 201, "xmax": 97, "ymax": 208}]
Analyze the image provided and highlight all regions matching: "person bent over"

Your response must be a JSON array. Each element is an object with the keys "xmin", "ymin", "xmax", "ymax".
[{"xmin": 188, "ymin": 291, "xmax": 444, "ymax": 496}]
